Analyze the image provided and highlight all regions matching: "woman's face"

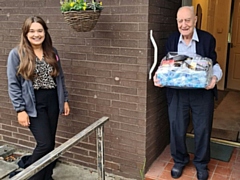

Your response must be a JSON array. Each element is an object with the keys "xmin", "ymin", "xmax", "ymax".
[{"xmin": 27, "ymin": 22, "xmax": 45, "ymax": 47}]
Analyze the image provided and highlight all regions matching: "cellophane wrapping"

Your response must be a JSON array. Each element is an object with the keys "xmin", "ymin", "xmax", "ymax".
[{"xmin": 156, "ymin": 52, "xmax": 212, "ymax": 88}]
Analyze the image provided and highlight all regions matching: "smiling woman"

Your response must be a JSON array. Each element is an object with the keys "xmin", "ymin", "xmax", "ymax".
[
  {"xmin": 7, "ymin": 16, "xmax": 70, "ymax": 179},
  {"xmin": 27, "ymin": 23, "xmax": 45, "ymax": 59}
]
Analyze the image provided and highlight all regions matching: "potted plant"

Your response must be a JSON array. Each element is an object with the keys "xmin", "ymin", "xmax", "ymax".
[{"xmin": 60, "ymin": 0, "xmax": 103, "ymax": 32}]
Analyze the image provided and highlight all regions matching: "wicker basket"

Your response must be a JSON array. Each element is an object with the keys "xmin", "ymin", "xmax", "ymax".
[{"xmin": 62, "ymin": 10, "xmax": 101, "ymax": 32}]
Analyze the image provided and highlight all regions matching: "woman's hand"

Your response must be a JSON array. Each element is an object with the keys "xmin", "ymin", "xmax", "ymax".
[
  {"xmin": 62, "ymin": 102, "xmax": 70, "ymax": 116},
  {"xmin": 18, "ymin": 111, "xmax": 30, "ymax": 127},
  {"xmin": 206, "ymin": 75, "xmax": 218, "ymax": 90},
  {"xmin": 153, "ymin": 73, "xmax": 163, "ymax": 87}
]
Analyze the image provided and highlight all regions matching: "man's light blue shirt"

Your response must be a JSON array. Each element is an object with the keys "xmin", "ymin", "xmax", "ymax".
[{"xmin": 177, "ymin": 28, "xmax": 222, "ymax": 81}]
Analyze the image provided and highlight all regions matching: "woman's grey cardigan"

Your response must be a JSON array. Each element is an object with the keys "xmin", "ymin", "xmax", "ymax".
[{"xmin": 7, "ymin": 47, "xmax": 68, "ymax": 117}]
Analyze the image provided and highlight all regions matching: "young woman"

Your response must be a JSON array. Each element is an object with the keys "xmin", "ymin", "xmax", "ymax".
[{"xmin": 7, "ymin": 16, "xmax": 70, "ymax": 180}]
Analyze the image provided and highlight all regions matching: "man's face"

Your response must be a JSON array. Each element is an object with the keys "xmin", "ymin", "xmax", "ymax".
[{"xmin": 176, "ymin": 8, "xmax": 197, "ymax": 38}]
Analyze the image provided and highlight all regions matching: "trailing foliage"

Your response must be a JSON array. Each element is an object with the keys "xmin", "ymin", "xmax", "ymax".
[{"xmin": 61, "ymin": 0, "xmax": 103, "ymax": 12}]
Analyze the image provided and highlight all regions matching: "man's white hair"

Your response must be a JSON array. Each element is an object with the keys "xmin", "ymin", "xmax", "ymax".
[{"xmin": 177, "ymin": 6, "xmax": 195, "ymax": 16}]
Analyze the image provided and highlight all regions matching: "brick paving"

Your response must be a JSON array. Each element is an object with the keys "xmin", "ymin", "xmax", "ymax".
[{"xmin": 145, "ymin": 145, "xmax": 240, "ymax": 180}]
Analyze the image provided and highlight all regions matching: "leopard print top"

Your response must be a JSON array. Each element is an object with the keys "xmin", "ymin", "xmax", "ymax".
[{"xmin": 33, "ymin": 57, "xmax": 56, "ymax": 90}]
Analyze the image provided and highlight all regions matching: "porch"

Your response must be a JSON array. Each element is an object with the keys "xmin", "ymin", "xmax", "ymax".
[
  {"xmin": 145, "ymin": 145, "xmax": 240, "ymax": 180},
  {"xmin": 145, "ymin": 89, "xmax": 240, "ymax": 180}
]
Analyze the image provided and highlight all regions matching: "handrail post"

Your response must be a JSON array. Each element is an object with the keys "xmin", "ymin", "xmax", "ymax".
[
  {"xmin": 97, "ymin": 125, "xmax": 105, "ymax": 180},
  {"xmin": 10, "ymin": 116, "xmax": 109, "ymax": 180}
]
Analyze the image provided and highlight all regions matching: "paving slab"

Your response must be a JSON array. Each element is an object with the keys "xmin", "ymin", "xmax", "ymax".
[
  {"xmin": 52, "ymin": 162, "xmax": 136, "ymax": 180},
  {"xmin": 0, "ymin": 143, "xmax": 135, "ymax": 180},
  {"xmin": 0, "ymin": 160, "xmax": 136, "ymax": 180},
  {"xmin": 0, "ymin": 161, "xmax": 18, "ymax": 179},
  {"xmin": 0, "ymin": 145, "xmax": 15, "ymax": 158}
]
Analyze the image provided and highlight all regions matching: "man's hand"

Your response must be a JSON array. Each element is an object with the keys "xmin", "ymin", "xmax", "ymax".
[
  {"xmin": 206, "ymin": 75, "xmax": 218, "ymax": 90},
  {"xmin": 18, "ymin": 111, "xmax": 30, "ymax": 127},
  {"xmin": 153, "ymin": 74, "xmax": 163, "ymax": 87}
]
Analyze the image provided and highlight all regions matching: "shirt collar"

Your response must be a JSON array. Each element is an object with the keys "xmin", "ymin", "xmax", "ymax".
[{"xmin": 179, "ymin": 28, "xmax": 199, "ymax": 43}]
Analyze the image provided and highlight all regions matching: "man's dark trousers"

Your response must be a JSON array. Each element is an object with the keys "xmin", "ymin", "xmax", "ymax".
[{"xmin": 167, "ymin": 88, "xmax": 214, "ymax": 170}]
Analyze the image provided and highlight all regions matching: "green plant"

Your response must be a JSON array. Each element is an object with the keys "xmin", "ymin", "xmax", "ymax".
[
  {"xmin": 60, "ymin": 0, "xmax": 103, "ymax": 12},
  {"xmin": 139, "ymin": 158, "xmax": 146, "ymax": 180}
]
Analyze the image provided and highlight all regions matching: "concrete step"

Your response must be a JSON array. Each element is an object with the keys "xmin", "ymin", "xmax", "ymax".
[
  {"xmin": 0, "ymin": 161, "xmax": 18, "ymax": 179},
  {"xmin": 0, "ymin": 144, "xmax": 134, "ymax": 180},
  {"xmin": 0, "ymin": 145, "xmax": 19, "ymax": 179}
]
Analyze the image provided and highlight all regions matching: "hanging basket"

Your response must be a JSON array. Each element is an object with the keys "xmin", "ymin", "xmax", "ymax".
[{"xmin": 62, "ymin": 10, "xmax": 101, "ymax": 32}]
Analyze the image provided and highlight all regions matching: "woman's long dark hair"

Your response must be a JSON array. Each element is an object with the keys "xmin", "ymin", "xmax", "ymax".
[{"xmin": 17, "ymin": 16, "xmax": 59, "ymax": 80}]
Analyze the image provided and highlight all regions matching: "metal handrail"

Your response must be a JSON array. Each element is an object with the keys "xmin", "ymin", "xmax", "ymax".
[
  {"xmin": 149, "ymin": 30, "xmax": 158, "ymax": 80},
  {"xmin": 10, "ymin": 116, "xmax": 109, "ymax": 180}
]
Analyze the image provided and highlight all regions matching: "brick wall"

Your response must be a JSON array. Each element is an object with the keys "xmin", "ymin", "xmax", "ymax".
[
  {"xmin": 0, "ymin": 0, "xmax": 181, "ymax": 179},
  {"xmin": 146, "ymin": 0, "xmax": 181, "ymax": 171}
]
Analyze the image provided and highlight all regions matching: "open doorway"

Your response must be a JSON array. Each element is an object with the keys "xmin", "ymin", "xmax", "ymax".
[
  {"xmin": 212, "ymin": 0, "xmax": 240, "ymax": 144},
  {"xmin": 227, "ymin": 0, "xmax": 240, "ymax": 90},
  {"xmin": 182, "ymin": 0, "xmax": 240, "ymax": 144}
]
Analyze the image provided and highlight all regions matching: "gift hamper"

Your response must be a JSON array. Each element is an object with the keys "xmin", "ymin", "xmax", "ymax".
[{"xmin": 156, "ymin": 52, "xmax": 212, "ymax": 88}]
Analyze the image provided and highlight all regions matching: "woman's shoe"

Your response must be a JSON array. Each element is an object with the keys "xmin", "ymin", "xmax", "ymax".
[{"xmin": 9, "ymin": 170, "xmax": 21, "ymax": 178}]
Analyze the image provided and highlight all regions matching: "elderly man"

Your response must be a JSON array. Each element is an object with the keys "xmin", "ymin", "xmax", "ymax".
[{"xmin": 154, "ymin": 6, "xmax": 222, "ymax": 180}]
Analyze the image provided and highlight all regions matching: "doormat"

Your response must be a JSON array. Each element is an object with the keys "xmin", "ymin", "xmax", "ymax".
[
  {"xmin": 186, "ymin": 137, "xmax": 234, "ymax": 162},
  {"xmin": 191, "ymin": 128, "xmax": 239, "ymax": 142},
  {"xmin": 211, "ymin": 128, "xmax": 239, "ymax": 142}
]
